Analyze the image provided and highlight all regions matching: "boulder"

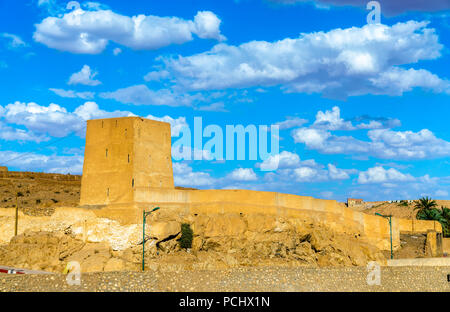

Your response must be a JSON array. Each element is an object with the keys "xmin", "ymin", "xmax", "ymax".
[{"xmin": 148, "ymin": 221, "xmax": 180, "ymax": 241}]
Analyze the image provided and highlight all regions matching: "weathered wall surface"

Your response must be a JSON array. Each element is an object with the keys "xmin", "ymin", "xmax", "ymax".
[
  {"xmin": 80, "ymin": 117, "xmax": 174, "ymax": 206},
  {"xmin": 443, "ymin": 238, "xmax": 450, "ymax": 255},
  {"xmin": 78, "ymin": 117, "xmax": 440, "ymax": 253},
  {"xmin": 87, "ymin": 188, "xmax": 438, "ymax": 251},
  {"xmin": 398, "ymin": 218, "xmax": 442, "ymax": 234}
]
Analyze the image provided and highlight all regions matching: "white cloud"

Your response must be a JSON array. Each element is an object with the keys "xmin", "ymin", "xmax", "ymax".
[
  {"xmin": 259, "ymin": 150, "xmax": 354, "ymax": 183},
  {"xmin": 275, "ymin": 117, "xmax": 308, "ymax": 130},
  {"xmin": 228, "ymin": 168, "xmax": 258, "ymax": 181},
  {"xmin": 173, "ymin": 162, "xmax": 216, "ymax": 187},
  {"xmin": 258, "ymin": 151, "xmax": 300, "ymax": 171},
  {"xmin": 358, "ymin": 166, "xmax": 415, "ymax": 184},
  {"xmin": 144, "ymin": 70, "xmax": 170, "ymax": 82},
  {"xmin": 0, "ymin": 101, "xmax": 190, "ymax": 142},
  {"xmin": 0, "ymin": 150, "xmax": 83, "ymax": 174},
  {"xmin": 33, "ymin": 7, "xmax": 225, "ymax": 54},
  {"xmin": 313, "ymin": 106, "xmax": 354, "ymax": 130},
  {"xmin": 192, "ymin": 11, "xmax": 226, "ymax": 41},
  {"xmin": 292, "ymin": 107, "xmax": 450, "ymax": 160},
  {"xmin": 158, "ymin": 21, "xmax": 449, "ymax": 97},
  {"xmin": 99, "ymin": 84, "xmax": 196, "ymax": 107},
  {"xmin": 49, "ymin": 88, "xmax": 95, "ymax": 99},
  {"xmin": 68, "ymin": 65, "xmax": 101, "ymax": 86},
  {"xmin": 0, "ymin": 122, "xmax": 48, "ymax": 143},
  {"xmin": 1, "ymin": 33, "xmax": 27, "ymax": 49},
  {"xmin": 327, "ymin": 164, "xmax": 350, "ymax": 180}
]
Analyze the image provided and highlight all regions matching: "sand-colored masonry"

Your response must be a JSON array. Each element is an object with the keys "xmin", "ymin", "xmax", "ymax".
[{"xmin": 80, "ymin": 117, "xmax": 441, "ymax": 251}]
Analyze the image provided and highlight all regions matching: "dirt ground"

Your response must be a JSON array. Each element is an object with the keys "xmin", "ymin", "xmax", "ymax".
[
  {"xmin": 1, "ymin": 266, "xmax": 449, "ymax": 292},
  {"xmin": 0, "ymin": 173, "xmax": 80, "ymax": 216}
]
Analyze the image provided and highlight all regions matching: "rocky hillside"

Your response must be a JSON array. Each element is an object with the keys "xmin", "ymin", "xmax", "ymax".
[{"xmin": 0, "ymin": 211, "xmax": 387, "ymax": 272}]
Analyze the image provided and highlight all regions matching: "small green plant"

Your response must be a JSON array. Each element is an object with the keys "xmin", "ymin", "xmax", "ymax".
[
  {"xmin": 398, "ymin": 200, "xmax": 408, "ymax": 207},
  {"xmin": 179, "ymin": 223, "xmax": 193, "ymax": 249}
]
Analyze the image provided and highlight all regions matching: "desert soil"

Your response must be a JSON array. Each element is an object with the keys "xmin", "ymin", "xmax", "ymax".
[
  {"xmin": 0, "ymin": 266, "xmax": 449, "ymax": 292},
  {"xmin": 0, "ymin": 173, "xmax": 80, "ymax": 216}
]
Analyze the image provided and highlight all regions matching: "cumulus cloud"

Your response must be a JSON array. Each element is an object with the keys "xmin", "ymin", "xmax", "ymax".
[
  {"xmin": 68, "ymin": 65, "xmax": 101, "ymax": 86},
  {"xmin": 157, "ymin": 21, "xmax": 449, "ymax": 98},
  {"xmin": 0, "ymin": 101, "xmax": 186, "ymax": 140},
  {"xmin": 259, "ymin": 150, "xmax": 354, "ymax": 182},
  {"xmin": 310, "ymin": 106, "xmax": 400, "ymax": 131},
  {"xmin": 293, "ymin": 126, "xmax": 450, "ymax": 160},
  {"xmin": 357, "ymin": 166, "xmax": 415, "ymax": 184},
  {"xmin": 173, "ymin": 162, "xmax": 216, "ymax": 187},
  {"xmin": 228, "ymin": 168, "xmax": 258, "ymax": 181},
  {"xmin": 268, "ymin": 0, "xmax": 450, "ymax": 16},
  {"xmin": 291, "ymin": 106, "xmax": 450, "ymax": 160},
  {"xmin": 257, "ymin": 150, "xmax": 301, "ymax": 171},
  {"xmin": 0, "ymin": 150, "xmax": 83, "ymax": 174},
  {"xmin": 33, "ymin": 6, "xmax": 225, "ymax": 54},
  {"xmin": 0, "ymin": 122, "xmax": 47, "ymax": 143}
]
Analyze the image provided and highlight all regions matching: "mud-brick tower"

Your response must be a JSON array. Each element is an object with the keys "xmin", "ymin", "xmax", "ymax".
[{"xmin": 80, "ymin": 117, "xmax": 174, "ymax": 207}]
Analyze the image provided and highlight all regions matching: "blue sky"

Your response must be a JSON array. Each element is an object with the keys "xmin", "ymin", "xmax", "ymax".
[{"xmin": 0, "ymin": 0, "xmax": 450, "ymax": 201}]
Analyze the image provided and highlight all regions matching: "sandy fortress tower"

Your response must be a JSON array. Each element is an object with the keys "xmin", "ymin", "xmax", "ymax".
[
  {"xmin": 79, "ymin": 116, "xmax": 441, "ymax": 250},
  {"xmin": 80, "ymin": 117, "xmax": 174, "ymax": 207}
]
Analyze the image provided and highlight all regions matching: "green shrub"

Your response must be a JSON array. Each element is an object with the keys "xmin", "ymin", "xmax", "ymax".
[{"xmin": 179, "ymin": 223, "xmax": 193, "ymax": 249}]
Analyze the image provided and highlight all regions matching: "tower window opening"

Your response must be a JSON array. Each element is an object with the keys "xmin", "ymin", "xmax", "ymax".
[
  {"xmin": 128, "ymin": 154, "xmax": 130, "ymax": 163},
  {"xmin": 107, "ymin": 188, "xmax": 109, "ymax": 197},
  {"xmin": 102, "ymin": 121, "xmax": 104, "ymax": 128},
  {"xmin": 132, "ymin": 178, "xmax": 134, "ymax": 187},
  {"xmin": 106, "ymin": 149, "xmax": 108, "ymax": 158},
  {"xmin": 115, "ymin": 120, "xmax": 118, "ymax": 127},
  {"xmin": 125, "ymin": 128, "xmax": 127, "ymax": 138}
]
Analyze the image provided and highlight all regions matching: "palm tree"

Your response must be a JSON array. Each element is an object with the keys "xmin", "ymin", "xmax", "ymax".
[{"xmin": 414, "ymin": 196, "xmax": 437, "ymax": 215}]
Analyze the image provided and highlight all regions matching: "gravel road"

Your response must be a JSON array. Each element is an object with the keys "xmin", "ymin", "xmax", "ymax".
[{"xmin": 1, "ymin": 266, "xmax": 449, "ymax": 292}]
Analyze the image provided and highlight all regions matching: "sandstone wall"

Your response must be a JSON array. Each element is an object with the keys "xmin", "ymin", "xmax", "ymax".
[
  {"xmin": 398, "ymin": 218, "xmax": 442, "ymax": 234},
  {"xmin": 443, "ymin": 238, "xmax": 450, "ymax": 255},
  {"xmin": 86, "ymin": 188, "xmax": 438, "ymax": 251}
]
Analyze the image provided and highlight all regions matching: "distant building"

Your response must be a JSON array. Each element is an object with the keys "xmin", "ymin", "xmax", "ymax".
[
  {"xmin": 0, "ymin": 166, "xmax": 8, "ymax": 172},
  {"xmin": 347, "ymin": 198, "xmax": 364, "ymax": 207}
]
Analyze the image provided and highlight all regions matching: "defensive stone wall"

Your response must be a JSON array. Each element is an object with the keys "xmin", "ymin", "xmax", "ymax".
[
  {"xmin": 87, "ymin": 188, "xmax": 440, "ymax": 251},
  {"xmin": 79, "ymin": 117, "xmax": 441, "ymax": 252},
  {"xmin": 0, "ymin": 171, "xmax": 81, "ymax": 181}
]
